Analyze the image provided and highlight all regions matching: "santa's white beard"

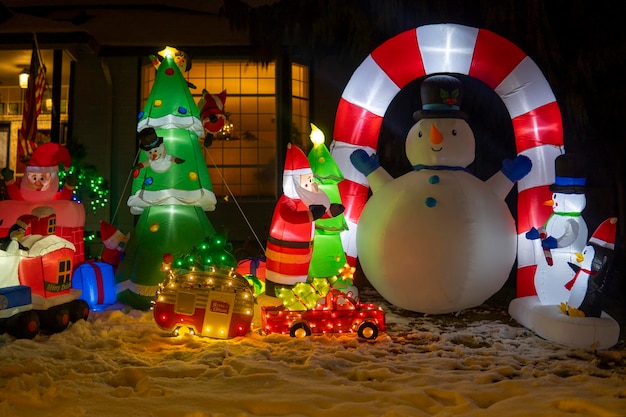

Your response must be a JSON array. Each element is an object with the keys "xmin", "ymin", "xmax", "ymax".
[
  {"xmin": 20, "ymin": 175, "xmax": 59, "ymax": 202},
  {"xmin": 296, "ymin": 184, "xmax": 330, "ymax": 210}
]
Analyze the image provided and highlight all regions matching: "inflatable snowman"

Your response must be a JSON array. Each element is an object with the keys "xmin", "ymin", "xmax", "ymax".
[
  {"xmin": 526, "ymin": 154, "xmax": 588, "ymax": 305},
  {"xmin": 350, "ymin": 75, "xmax": 532, "ymax": 314}
]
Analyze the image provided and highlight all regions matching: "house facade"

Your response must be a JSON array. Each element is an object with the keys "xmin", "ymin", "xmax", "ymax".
[{"xmin": 0, "ymin": 1, "xmax": 349, "ymax": 253}]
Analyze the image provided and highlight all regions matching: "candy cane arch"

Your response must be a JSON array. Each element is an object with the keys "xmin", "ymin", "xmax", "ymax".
[{"xmin": 330, "ymin": 23, "xmax": 564, "ymax": 297}]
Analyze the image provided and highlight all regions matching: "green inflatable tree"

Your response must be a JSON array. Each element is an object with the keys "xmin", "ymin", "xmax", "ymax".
[
  {"xmin": 115, "ymin": 47, "xmax": 217, "ymax": 309},
  {"xmin": 307, "ymin": 124, "xmax": 348, "ymax": 279}
]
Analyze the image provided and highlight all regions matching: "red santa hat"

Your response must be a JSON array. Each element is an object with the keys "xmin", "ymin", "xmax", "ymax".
[
  {"xmin": 27, "ymin": 143, "xmax": 72, "ymax": 173},
  {"xmin": 14, "ymin": 214, "xmax": 37, "ymax": 231},
  {"xmin": 284, "ymin": 143, "xmax": 311, "ymax": 177},
  {"xmin": 588, "ymin": 217, "xmax": 618, "ymax": 250},
  {"xmin": 100, "ymin": 220, "xmax": 129, "ymax": 250},
  {"xmin": 282, "ymin": 143, "xmax": 312, "ymax": 199}
]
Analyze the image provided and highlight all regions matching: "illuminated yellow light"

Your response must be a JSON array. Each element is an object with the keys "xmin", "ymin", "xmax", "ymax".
[
  {"xmin": 154, "ymin": 99, "xmax": 163, "ymax": 107},
  {"xmin": 360, "ymin": 326, "xmax": 375, "ymax": 339},
  {"xmin": 294, "ymin": 328, "xmax": 308, "ymax": 338},
  {"xmin": 189, "ymin": 172, "xmax": 198, "ymax": 181},
  {"xmin": 176, "ymin": 326, "xmax": 194, "ymax": 337},
  {"xmin": 309, "ymin": 123, "xmax": 325, "ymax": 147},
  {"xmin": 159, "ymin": 46, "xmax": 179, "ymax": 58}
]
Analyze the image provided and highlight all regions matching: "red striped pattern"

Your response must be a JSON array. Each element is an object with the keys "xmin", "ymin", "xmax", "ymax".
[
  {"xmin": 468, "ymin": 29, "xmax": 527, "ymax": 89},
  {"xmin": 332, "ymin": 24, "xmax": 564, "ymax": 297},
  {"xmin": 334, "ymin": 99, "xmax": 383, "ymax": 150},
  {"xmin": 511, "ymin": 102, "xmax": 563, "ymax": 153},
  {"xmin": 370, "ymin": 29, "xmax": 425, "ymax": 88}
]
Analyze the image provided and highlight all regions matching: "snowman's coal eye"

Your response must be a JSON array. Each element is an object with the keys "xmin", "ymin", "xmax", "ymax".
[
  {"xmin": 418, "ymin": 131, "xmax": 423, "ymax": 137},
  {"xmin": 451, "ymin": 129, "xmax": 457, "ymax": 136}
]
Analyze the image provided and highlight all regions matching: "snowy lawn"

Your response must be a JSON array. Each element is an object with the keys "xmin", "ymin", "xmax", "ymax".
[{"xmin": 1, "ymin": 287, "xmax": 625, "ymax": 417}]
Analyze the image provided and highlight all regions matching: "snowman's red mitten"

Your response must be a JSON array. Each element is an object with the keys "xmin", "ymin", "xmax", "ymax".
[
  {"xmin": 501, "ymin": 155, "xmax": 532, "ymax": 182},
  {"xmin": 350, "ymin": 149, "xmax": 379, "ymax": 176}
]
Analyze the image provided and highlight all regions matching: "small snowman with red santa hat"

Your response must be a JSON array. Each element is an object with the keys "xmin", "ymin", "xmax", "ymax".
[{"xmin": 1, "ymin": 142, "xmax": 76, "ymax": 202}]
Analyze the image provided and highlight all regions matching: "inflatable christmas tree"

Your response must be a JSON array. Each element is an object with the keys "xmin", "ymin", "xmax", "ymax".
[
  {"xmin": 115, "ymin": 47, "xmax": 217, "ymax": 309},
  {"xmin": 307, "ymin": 124, "xmax": 348, "ymax": 278}
]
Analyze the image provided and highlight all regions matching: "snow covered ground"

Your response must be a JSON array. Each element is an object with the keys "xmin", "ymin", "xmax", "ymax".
[{"xmin": 1, "ymin": 287, "xmax": 625, "ymax": 417}]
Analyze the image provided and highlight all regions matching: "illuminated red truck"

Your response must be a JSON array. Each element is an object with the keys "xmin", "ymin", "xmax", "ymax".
[{"xmin": 261, "ymin": 290, "xmax": 386, "ymax": 340}]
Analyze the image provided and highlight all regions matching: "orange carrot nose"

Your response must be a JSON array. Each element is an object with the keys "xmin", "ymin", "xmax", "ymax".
[
  {"xmin": 430, "ymin": 124, "xmax": 443, "ymax": 145},
  {"xmin": 543, "ymin": 199, "xmax": 554, "ymax": 206}
]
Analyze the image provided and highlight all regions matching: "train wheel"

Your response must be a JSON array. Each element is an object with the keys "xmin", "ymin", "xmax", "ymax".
[
  {"xmin": 38, "ymin": 305, "xmax": 71, "ymax": 333},
  {"xmin": 6, "ymin": 311, "xmax": 40, "ymax": 339},
  {"xmin": 68, "ymin": 299, "xmax": 90, "ymax": 322}
]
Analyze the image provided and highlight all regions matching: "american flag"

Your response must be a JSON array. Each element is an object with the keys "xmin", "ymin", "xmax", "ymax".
[{"xmin": 18, "ymin": 43, "xmax": 47, "ymax": 162}]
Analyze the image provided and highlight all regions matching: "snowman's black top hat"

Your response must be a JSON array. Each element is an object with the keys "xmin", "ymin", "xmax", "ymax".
[
  {"xmin": 550, "ymin": 153, "xmax": 587, "ymax": 194},
  {"xmin": 413, "ymin": 74, "xmax": 468, "ymax": 121},
  {"xmin": 138, "ymin": 127, "xmax": 164, "ymax": 151}
]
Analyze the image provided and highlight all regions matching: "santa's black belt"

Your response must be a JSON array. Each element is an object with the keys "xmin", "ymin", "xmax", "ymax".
[
  {"xmin": 267, "ymin": 235, "xmax": 313, "ymax": 249},
  {"xmin": 264, "ymin": 280, "xmax": 296, "ymax": 298}
]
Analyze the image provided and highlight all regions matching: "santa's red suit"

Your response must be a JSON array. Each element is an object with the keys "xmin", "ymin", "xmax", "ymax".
[
  {"xmin": 265, "ymin": 144, "xmax": 323, "ymax": 292},
  {"xmin": 266, "ymin": 194, "xmax": 316, "ymax": 284}
]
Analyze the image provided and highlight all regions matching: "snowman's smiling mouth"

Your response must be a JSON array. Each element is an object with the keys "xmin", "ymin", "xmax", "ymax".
[{"xmin": 431, "ymin": 147, "xmax": 443, "ymax": 152}]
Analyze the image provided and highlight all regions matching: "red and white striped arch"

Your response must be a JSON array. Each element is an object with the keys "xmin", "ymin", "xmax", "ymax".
[{"xmin": 330, "ymin": 23, "xmax": 564, "ymax": 297}]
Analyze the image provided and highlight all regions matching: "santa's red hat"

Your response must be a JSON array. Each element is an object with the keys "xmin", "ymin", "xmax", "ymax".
[
  {"xmin": 28, "ymin": 143, "xmax": 72, "ymax": 172},
  {"xmin": 100, "ymin": 220, "xmax": 128, "ymax": 249},
  {"xmin": 14, "ymin": 214, "xmax": 36, "ymax": 230},
  {"xmin": 10, "ymin": 214, "xmax": 37, "ymax": 230},
  {"xmin": 283, "ymin": 143, "xmax": 311, "ymax": 177},
  {"xmin": 589, "ymin": 217, "xmax": 618, "ymax": 250},
  {"xmin": 282, "ymin": 143, "xmax": 312, "ymax": 199}
]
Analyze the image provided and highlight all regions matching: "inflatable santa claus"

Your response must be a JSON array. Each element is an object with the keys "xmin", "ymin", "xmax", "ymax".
[
  {"xmin": 1, "ymin": 142, "xmax": 76, "ymax": 201},
  {"xmin": 0, "ymin": 143, "xmax": 85, "ymax": 264},
  {"xmin": 264, "ymin": 143, "xmax": 344, "ymax": 299}
]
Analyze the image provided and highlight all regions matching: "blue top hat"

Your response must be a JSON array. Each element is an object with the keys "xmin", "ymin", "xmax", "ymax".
[
  {"xmin": 413, "ymin": 74, "xmax": 468, "ymax": 121},
  {"xmin": 550, "ymin": 153, "xmax": 586, "ymax": 194}
]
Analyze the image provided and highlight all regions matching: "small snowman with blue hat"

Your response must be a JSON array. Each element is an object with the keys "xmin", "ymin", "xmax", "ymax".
[{"xmin": 526, "ymin": 153, "xmax": 589, "ymax": 305}]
